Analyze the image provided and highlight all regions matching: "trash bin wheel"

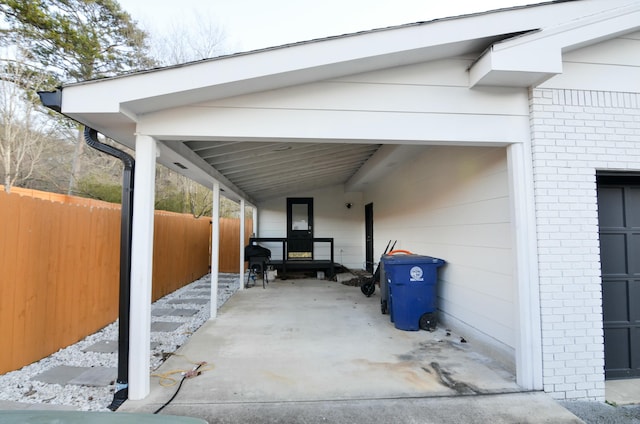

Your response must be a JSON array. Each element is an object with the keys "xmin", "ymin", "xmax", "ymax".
[
  {"xmin": 381, "ymin": 299, "xmax": 388, "ymax": 314},
  {"xmin": 419, "ymin": 312, "xmax": 437, "ymax": 332},
  {"xmin": 361, "ymin": 282, "xmax": 375, "ymax": 297}
]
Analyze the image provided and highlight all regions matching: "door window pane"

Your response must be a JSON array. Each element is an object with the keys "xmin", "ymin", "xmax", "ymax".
[{"xmin": 292, "ymin": 204, "xmax": 308, "ymax": 230}]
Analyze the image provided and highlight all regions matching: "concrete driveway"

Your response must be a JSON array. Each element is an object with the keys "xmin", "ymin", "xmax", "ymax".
[{"xmin": 121, "ymin": 279, "xmax": 582, "ymax": 423}]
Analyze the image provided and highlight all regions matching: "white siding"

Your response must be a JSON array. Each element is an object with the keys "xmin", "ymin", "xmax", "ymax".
[
  {"xmin": 258, "ymin": 185, "xmax": 365, "ymax": 269},
  {"xmin": 200, "ymin": 76, "xmax": 527, "ymax": 118},
  {"xmin": 540, "ymin": 31, "xmax": 640, "ymax": 93},
  {"xmin": 363, "ymin": 146, "xmax": 515, "ymax": 351},
  {"xmin": 140, "ymin": 59, "xmax": 531, "ymax": 145},
  {"xmin": 531, "ymin": 32, "xmax": 640, "ymax": 402}
]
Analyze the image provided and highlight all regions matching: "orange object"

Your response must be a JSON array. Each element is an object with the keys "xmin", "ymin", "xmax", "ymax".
[{"xmin": 387, "ymin": 249, "xmax": 413, "ymax": 255}]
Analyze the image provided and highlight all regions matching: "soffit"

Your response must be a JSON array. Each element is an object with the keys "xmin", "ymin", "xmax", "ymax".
[{"xmin": 179, "ymin": 140, "xmax": 382, "ymax": 202}]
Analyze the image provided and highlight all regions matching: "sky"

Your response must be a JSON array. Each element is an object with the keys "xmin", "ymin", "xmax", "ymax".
[{"xmin": 117, "ymin": 0, "xmax": 540, "ymax": 53}]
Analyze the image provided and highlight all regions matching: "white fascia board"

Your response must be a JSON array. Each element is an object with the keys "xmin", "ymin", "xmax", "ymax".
[{"xmin": 470, "ymin": 2, "xmax": 640, "ymax": 88}]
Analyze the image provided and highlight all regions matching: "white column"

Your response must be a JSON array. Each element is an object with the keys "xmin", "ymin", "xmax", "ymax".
[
  {"xmin": 507, "ymin": 142, "xmax": 543, "ymax": 390},
  {"xmin": 239, "ymin": 199, "xmax": 246, "ymax": 290},
  {"xmin": 252, "ymin": 206, "xmax": 258, "ymax": 237},
  {"xmin": 128, "ymin": 135, "xmax": 157, "ymax": 400},
  {"xmin": 210, "ymin": 181, "xmax": 220, "ymax": 319}
]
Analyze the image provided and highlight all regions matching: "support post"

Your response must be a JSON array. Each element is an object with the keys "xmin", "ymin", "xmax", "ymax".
[
  {"xmin": 507, "ymin": 142, "xmax": 543, "ymax": 390},
  {"xmin": 128, "ymin": 135, "xmax": 157, "ymax": 400},
  {"xmin": 252, "ymin": 206, "xmax": 258, "ymax": 237},
  {"xmin": 210, "ymin": 181, "xmax": 220, "ymax": 319},
  {"xmin": 239, "ymin": 199, "xmax": 246, "ymax": 290}
]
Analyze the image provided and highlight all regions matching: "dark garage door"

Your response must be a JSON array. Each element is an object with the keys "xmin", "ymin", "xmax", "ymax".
[{"xmin": 597, "ymin": 175, "xmax": 640, "ymax": 379}]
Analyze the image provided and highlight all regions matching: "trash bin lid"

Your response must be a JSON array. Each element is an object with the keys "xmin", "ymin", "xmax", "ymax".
[
  {"xmin": 0, "ymin": 411, "xmax": 207, "ymax": 424},
  {"xmin": 381, "ymin": 254, "xmax": 445, "ymax": 267}
]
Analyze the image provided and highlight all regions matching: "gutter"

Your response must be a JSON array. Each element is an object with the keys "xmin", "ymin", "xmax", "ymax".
[{"xmin": 38, "ymin": 90, "xmax": 135, "ymax": 411}]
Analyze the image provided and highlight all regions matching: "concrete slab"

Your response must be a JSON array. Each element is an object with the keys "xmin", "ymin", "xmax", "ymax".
[
  {"xmin": 167, "ymin": 299, "xmax": 209, "ymax": 305},
  {"xmin": 166, "ymin": 309, "xmax": 199, "ymax": 317},
  {"xmin": 83, "ymin": 340, "xmax": 160, "ymax": 353},
  {"xmin": 335, "ymin": 272, "xmax": 359, "ymax": 284},
  {"xmin": 151, "ymin": 322, "xmax": 183, "ymax": 332},
  {"xmin": 83, "ymin": 340, "xmax": 119, "ymax": 353},
  {"xmin": 30, "ymin": 365, "xmax": 117, "ymax": 387},
  {"xmin": 68, "ymin": 367, "xmax": 117, "ymax": 387},
  {"xmin": 30, "ymin": 366, "xmax": 87, "ymax": 385},
  {"xmin": 183, "ymin": 291, "xmax": 209, "ymax": 297},
  {"xmin": 152, "ymin": 308, "xmax": 174, "ymax": 317},
  {"xmin": 122, "ymin": 280, "xmax": 529, "ymax": 415},
  {"xmin": 606, "ymin": 378, "xmax": 640, "ymax": 405},
  {"xmin": 0, "ymin": 410, "xmax": 206, "ymax": 423},
  {"xmin": 0, "ymin": 400, "xmax": 77, "ymax": 411},
  {"xmin": 137, "ymin": 392, "xmax": 584, "ymax": 424},
  {"xmin": 0, "ymin": 401, "xmax": 31, "ymax": 410}
]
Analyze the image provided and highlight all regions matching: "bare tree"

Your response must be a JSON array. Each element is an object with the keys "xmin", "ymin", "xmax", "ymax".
[
  {"xmin": 181, "ymin": 177, "xmax": 213, "ymax": 218},
  {"xmin": 0, "ymin": 53, "xmax": 52, "ymax": 193},
  {"xmin": 147, "ymin": 10, "xmax": 230, "ymax": 66}
]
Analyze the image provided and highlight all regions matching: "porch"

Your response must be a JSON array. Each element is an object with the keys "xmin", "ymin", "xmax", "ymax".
[{"xmin": 117, "ymin": 279, "xmax": 576, "ymax": 422}]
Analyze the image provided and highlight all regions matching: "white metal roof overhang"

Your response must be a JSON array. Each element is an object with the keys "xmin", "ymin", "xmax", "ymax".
[{"xmin": 46, "ymin": 0, "xmax": 640, "ymax": 204}]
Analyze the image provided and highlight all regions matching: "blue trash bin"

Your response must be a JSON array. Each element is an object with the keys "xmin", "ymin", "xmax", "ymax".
[{"xmin": 381, "ymin": 254, "xmax": 445, "ymax": 331}]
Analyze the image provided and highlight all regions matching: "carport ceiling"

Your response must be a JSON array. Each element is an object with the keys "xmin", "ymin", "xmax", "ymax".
[{"xmin": 183, "ymin": 140, "xmax": 381, "ymax": 202}]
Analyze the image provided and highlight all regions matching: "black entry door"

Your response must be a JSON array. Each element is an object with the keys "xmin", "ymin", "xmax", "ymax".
[
  {"xmin": 365, "ymin": 203, "xmax": 374, "ymax": 273},
  {"xmin": 597, "ymin": 175, "xmax": 640, "ymax": 379},
  {"xmin": 287, "ymin": 198, "xmax": 313, "ymax": 259}
]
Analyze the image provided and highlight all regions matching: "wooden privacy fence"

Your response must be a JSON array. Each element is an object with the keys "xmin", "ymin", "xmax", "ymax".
[
  {"xmin": 0, "ymin": 187, "xmax": 252, "ymax": 374},
  {"xmin": 219, "ymin": 217, "xmax": 254, "ymax": 273}
]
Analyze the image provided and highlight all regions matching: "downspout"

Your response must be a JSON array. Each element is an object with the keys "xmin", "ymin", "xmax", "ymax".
[
  {"xmin": 38, "ymin": 90, "xmax": 135, "ymax": 410},
  {"xmin": 84, "ymin": 127, "xmax": 135, "ymax": 411}
]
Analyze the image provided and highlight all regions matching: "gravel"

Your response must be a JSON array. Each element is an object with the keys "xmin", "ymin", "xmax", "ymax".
[
  {"xmin": 0, "ymin": 273, "xmax": 240, "ymax": 411},
  {"xmin": 560, "ymin": 401, "xmax": 640, "ymax": 424}
]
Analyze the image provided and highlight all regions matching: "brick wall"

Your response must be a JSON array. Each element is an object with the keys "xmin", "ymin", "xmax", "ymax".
[{"xmin": 530, "ymin": 88, "xmax": 640, "ymax": 400}]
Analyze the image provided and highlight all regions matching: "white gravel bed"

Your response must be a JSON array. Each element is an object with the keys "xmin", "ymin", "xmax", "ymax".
[{"xmin": 0, "ymin": 273, "xmax": 240, "ymax": 411}]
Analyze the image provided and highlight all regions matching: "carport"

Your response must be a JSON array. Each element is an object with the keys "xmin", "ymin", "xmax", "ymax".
[{"xmin": 39, "ymin": 2, "xmax": 611, "ymax": 402}]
